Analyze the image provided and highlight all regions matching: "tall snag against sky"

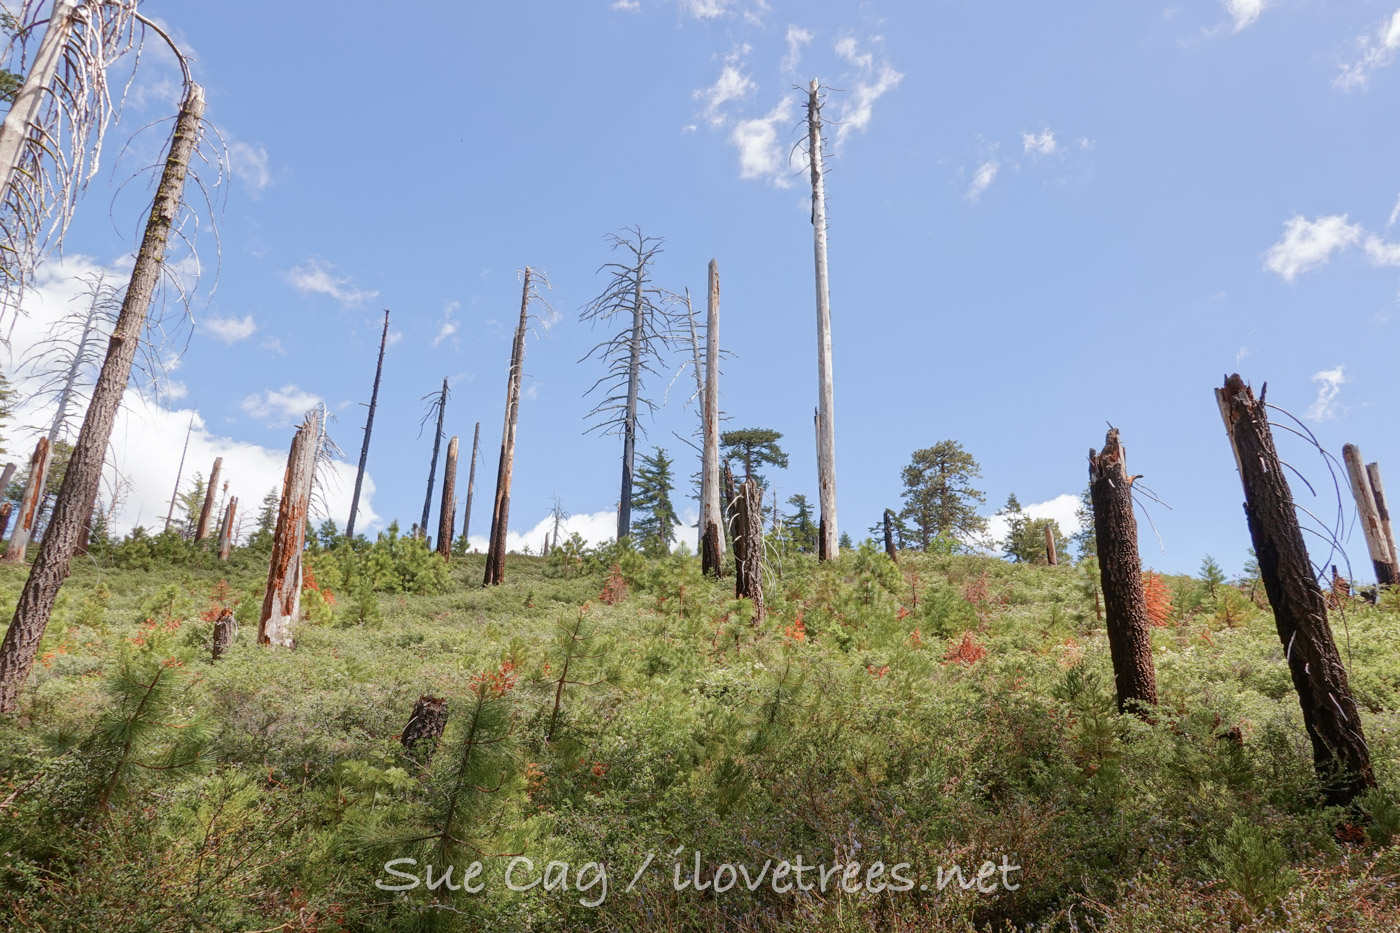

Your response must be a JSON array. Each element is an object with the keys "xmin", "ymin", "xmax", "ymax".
[
  {"xmin": 805, "ymin": 79, "xmax": 839, "ymax": 560},
  {"xmin": 579, "ymin": 227, "xmax": 678, "ymax": 544},
  {"xmin": 0, "ymin": 79, "xmax": 205, "ymax": 713},
  {"xmin": 417, "ymin": 377, "xmax": 449, "ymax": 538},
  {"xmin": 700, "ymin": 260, "xmax": 723, "ymax": 575},
  {"xmin": 346, "ymin": 308, "xmax": 389, "ymax": 540}
]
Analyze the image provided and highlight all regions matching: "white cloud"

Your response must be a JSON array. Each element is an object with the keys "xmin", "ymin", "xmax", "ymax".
[
  {"xmin": 1389, "ymin": 192, "xmax": 1400, "ymax": 226},
  {"xmin": 612, "ymin": 0, "xmax": 641, "ymax": 10},
  {"xmin": 201, "ymin": 313, "xmax": 257, "ymax": 344},
  {"xmin": 1364, "ymin": 234, "xmax": 1400, "ymax": 266},
  {"xmin": 1305, "ymin": 365, "xmax": 1347, "ymax": 422},
  {"xmin": 983, "ymin": 493, "xmax": 1084, "ymax": 554},
  {"xmin": 967, "ymin": 160, "xmax": 999, "ymax": 201},
  {"xmin": 241, "ymin": 384, "xmax": 326, "ymax": 427},
  {"xmin": 386, "ymin": 330, "xmax": 404, "ymax": 348},
  {"xmin": 285, "ymin": 259, "xmax": 378, "ymax": 307},
  {"xmin": 695, "ymin": 51, "xmax": 755, "ymax": 127},
  {"xmin": 432, "ymin": 300, "xmax": 461, "ymax": 349},
  {"xmin": 227, "ymin": 141, "xmax": 271, "ymax": 194},
  {"xmin": 834, "ymin": 36, "xmax": 873, "ymax": 72},
  {"xmin": 1022, "ymin": 129, "xmax": 1058, "ymax": 156},
  {"xmin": 1336, "ymin": 8, "xmax": 1400, "ymax": 91},
  {"xmin": 465, "ymin": 507, "xmax": 621, "ymax": 555},
  {"xmin": 832, "ymin": 38, "xmax": 904, "ymax": 148},
  {"xmin": 782, "ymin": 25, "xmax": 813, "ymax": 73},
  {"xmin": 261, "ymin": 336, "xmax": 286, "ymax": 356},
  {"xmin": 730, "ymin": 97, "xmax": 796, "ymax": 187},
  {"xmin": 677, "ymin": 0, "xmax": 732, "ymax": 19},
  {"xmin": 1264, "ymin": 215, "xmax": 1362, "ymax": 282},
  {"xmin": 1223, "ymin": 0, "xmax": 1268, "ymax": 32}
]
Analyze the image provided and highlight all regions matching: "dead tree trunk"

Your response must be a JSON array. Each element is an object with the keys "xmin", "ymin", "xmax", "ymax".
[
  {"xmin": 0, "ymin": 463, "xmax": 15, "ymax": 495},
  {"xmin": 1044, "ymin": 523, "xmax": 1058, "ymax": 566},
  {"xmin": 1343, "ymin": 444, "xmax": 1397, "ymax": 586},
  {"xmin": 485, "ymin": 269, "xmax": 531, "ymax": 586},
  {"xmin": 1218, "ymin": 375, "xmax": 1375, "ymax": 806},
  {"xmin": 883, "ymin": 508, "xmax": 897, "ymax": 562},
  {"xmin": 1365, "ymin": 461, "xmax": 1399, "ymax": 579},
  {"xmin": 211, "ymin": 609, "xmax": 235, "ymax": 662},
  {"xmin": 1088, "ymin": 428, "xmax": 1158, "ymax": 716},
  {"xmin": 194, "ymin": 457, "xmax": 221, "ymax": 542},
  {"xmin": 347, "ymin": 308, "xmax": 389, "ymax": 540},
  {"xmin": 0, "ymin": 86, "xmax": 205, "ymax": 713},
  {"xmin": 436, "ymin": 436, "xmax": 458, "ymax": 560},
  {"xmin": 164, "ymin": 414, "xmax": 194, "ymax": 533},
  {"xmin": 218, "ymin": 496, "xmax": 237, "ymax": 561},
  {"xmin": 0, "ymin": 504, "xmax": 11, "ymax": 541},
  {"xmin": 402, "ymin": 695, "xmax": 449, "ymax": 763},
  {"xmin": 807, "ymin": 80, "xmax": 839, "ymax": 560},
  {"xmin": 258, "ymin": 410, "xmax": 320, "ymax": 648},
  {"xmin": 701, "ymin": 259, "xmax": 725, "ymax": 576},
  {"xmin": 463, "ymin": 421, "xmax": 479, "ymax": 546},
  {"xmin": 733, "ymin": 480, "xmax": 765, "ymax": 623},
  {"xmin": 0, "ymin": 1, "xmax": 75, "ymax": 200},
  {"xmin": 419, "ymin": 377, "xmax": 448, "ymax": 538},
  {"xmin": 1, "ymin": 438, "xmax": 51, "ymax": 565}
]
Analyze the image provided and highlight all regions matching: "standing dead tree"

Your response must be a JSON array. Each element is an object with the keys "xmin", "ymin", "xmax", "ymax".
[
  {"xmin": 805, "ymin": 80, "xmax": 839, "ymax": 560},
  {"xmin": 883, "ymin": 508, "xmax": 897, "ymax": 563},
  {"xmin": 1088, "ymin": 427, "xmax": 1158, "ymax": 716},
  {"xmin": 462, "ymin": 420, "xmax": 479, "ymax": 546},
  {"xmin": 484, "ymin": 268, "xmax": 550, "ymax": 586},
  {"xmin": 733, "ymin": 480, "xmax": 765, "ymax": 622},
  {"xmin": 1217, "ymin": 375, "xmax": 1374, "ymax": 806},
  {"xmin": 1044, "ymin": 524, "xmax": 1058, "ymax": 566},
  {"xmin": 417, "ymin": 377, "xmax": 449, "ymax": 540},
  {"xmin": 1342, "ymin": 444, "xmax": 1397, "ymax": 586},
  {"xmin": 259, "ymin": 409, "xmax": 321, "ymax": 648},
  {"xmin": 217, "ymin": 495, "xmax": 236, "ymax": 561},
  {"xmin": 1, "ymin": 437, "xmax": 50, "ymax": 564},
  {"xmin": 163, "ymin": 413, "xmax": 193, "ymax": 533},
  {"xmin": 346, "ymin": 308, "xmax": 389, "ymax": 540},
  {"xmin": 700, "ymin": 260, "xmax": 724, "ymax": 575},
  {"xmin": 436, "ymin": 435, "xmax": 458, "ymax": 560},
  {"xmin": 194, "ymin": 456, "xmax": 221, "ymax": 542},
  {"xmin": 1366, "ymin": 461, "xmax": 1399, "ymax": 580},
  {"xmin": 579, "ymin": 227, "xmax": 679, "ymax": 544},
  {"xmin": 0, "ymin": 81, "xmax": 206, "ymax": 712}
]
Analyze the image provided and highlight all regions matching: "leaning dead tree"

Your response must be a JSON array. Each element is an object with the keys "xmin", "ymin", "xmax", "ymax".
[
  {"xmin": 700, "ymin": 260, "xmax": 724, "ymax": 575},
  {"xmin": 805, "ymin": 80, "xmax": 839, "ymax": 560},
  {"xmin": 346, "ymin": 308, "xmax": 389, "ymax": 540},
  {"xmin": 1217, "ymin": 375, "xmax": 1374, "ymax": 806},
  {"xmin": 733, "ymin": 479, "xmax": 765, "ymax": 622},
  {"xmin": 1366, "ymin": 461, "xmax": 1399, "ymax": 580},
  {"xmin": 417, "ymin": 377, "xmax": 449, "ymax": 539},
  {"xmin": 485, "ymin": 268, "xmax": 550, "ymax": 586},
  {"xmin": 1, "ymin": 437, "xmax": 50, "ymax": 564},
  {"xmin": 580, "ymin": 227, "xmax": 678, "ymax": 544},
  {"xmin": 0, "ymin": 81, "xmax": 206, "ymax": 713},
  {"xmin": 258, "ymin": 409, "xmax": 321, "ymax": 648},
  {"xmin": 1342, "ymin": 444, "xmax": 1397, "ymax": 586},
  {"xmin": 217, "ymin": 495, "xmax": 237, "ymax": 561},
  {"xmin": 436, "ymin": 435, "xmax": 458, "ymax": 561},
  {"xmin": 462, "ymin": 420, "xmax": 479, "ymax": 546},
  {"xmin": 1088, "ymin": 427, "xmax": 1158, "ymax": 716},
  {"xmin": 193, "ymin": 456, "xmax": 221, "ymax": 541}
]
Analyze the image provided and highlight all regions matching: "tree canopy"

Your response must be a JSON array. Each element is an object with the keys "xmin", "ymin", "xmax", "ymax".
[{"xmin": 898, "ymin": 440, "xmax": 987, "ymax": 549}]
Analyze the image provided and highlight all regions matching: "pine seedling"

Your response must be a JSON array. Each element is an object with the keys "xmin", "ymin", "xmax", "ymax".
[{"xmin": 545, "ymin": 605, "xmax": 611, "ymax": 742}]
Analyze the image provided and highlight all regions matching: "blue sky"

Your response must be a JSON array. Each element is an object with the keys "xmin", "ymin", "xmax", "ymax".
[{"xmin": 6, "ymin": 0, "xmax": 1400, "ymax": 577}]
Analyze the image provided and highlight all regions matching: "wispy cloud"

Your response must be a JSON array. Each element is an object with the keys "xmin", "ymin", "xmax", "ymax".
[
  {"xmin": 201, "ymin": 313, "xmax": 257, "ymax": 344},
  {"xmin": 1022, "ymin": 129, "xmax": 1057, "ymax": 156},
  {"xmin": 695, "ymin": 48, "xmax": 755, "ymax": 126},
  {"xmin": 1336, "ymin": 8, "xmax": 1400, "ymax": 91},
  {"xmin": 782, "ymin": 24, "xmax": 813, "ymax": 74},
  {"xmin": 432, "ymin": 300, "xmax": 461, "ymax": 349},
  {"xmin": 1222, "ymin": 0, "xmax": 1268, "ymax": 32},
  {"xmin": 1305, "ymin": 365, "xmax": 1347, "ymax": 422},
  {"xmin": 241, "ymin": 384, "xmax": 325, "ymax": 427},
  {"xmin": 967, "ymin": 160, "xmax": 999, "ymax": 202},
  {"xmin": 285, "ymin": 259, "xmax": 378, "ymax": 307},
  {"xmin": 227, "ymin": 140, "xmax": 271, "ymax": 194},
  {"xmin": 729, "ymin": 97, "xmax": 797, "ymax": 187},
  {"xmin": 832, "ymin": 37, "xmax": 903, "ymax": 148},
  {"xmin": 260, "ymin": 336, "xmax": 286, "ymax": 356},
  {"xmin": 1264, "ymin": 215, "xmax": 1363, "ymax": 282},
  {"xmin": 612, "ymin": 0, "xmax": 641, "ymax": 11}
]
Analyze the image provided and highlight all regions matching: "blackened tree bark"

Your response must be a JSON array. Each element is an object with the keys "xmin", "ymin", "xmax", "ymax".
[
  {"xmin": 1217, "ymin": 374, "xmax": 1374, "ymax": 806},
  {"xmin": 883, "ymin": 508, "xmax": 898, "ymax": 562},
  {"xmin": 733, "ymin": 480, "xmax": 765, "ymax": 623},
  {"xmin": 419, "ymin": 377, "xmax": 448, "ymax": 538},
  {"xmin": 462, "ymin": 421, "xmax": 479, "ymax": 546},
  {"xmin": 402, "ymin": 695, "xmax": 449, "ymax": 764},
  {"xmin": 1088, "ymin": 427, "xmax": 1158, "ymax": 716}
]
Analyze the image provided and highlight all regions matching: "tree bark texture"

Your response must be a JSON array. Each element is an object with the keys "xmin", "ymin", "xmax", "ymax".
[
  {"xmin": 485, "ymin": 269, "xmax": 530, "ymax": 585},
  {"xmin": 463, "ymin": 421, "xmax": 479, "ymax": 546},
  {"xmin": 733, "ymin": 480, "xmax": 765, "ymax": 623},
  {"xmin": 1088, "ymin": 427, "xmax": 1158, "ymax": 715},
  {"xmin": 437, "ymin": 436, "xmax": 458, "ymax": 560},
  {"xmin": 347, "ymin": 308, "xmax": 389, "ymax": 539},
  {"xmin": 1343, "ymin": 444, "xmax": 1397, "ymax": 586},
  {"xmin": 1366, "ymin": 461, "xmax": 1399, "ymax": 580},
  {"xmin": 701, "ymin": 259, "xmax": 725, "ymax": 575},
  {"xmin": 258, "ymin": 409, "xmax": 320, "ymax": 648},
  {"xmin": 211, "ymin": 609, "xmax": 235, "ymax": 662},
  {"xmin": 0, "ymin": 503, "xmax": 11, "ymax": 542},
  {"xmin": 218, "ymin": 496, "xmax": 237, "ymax": 561},
  {"xmin": 0, "ymin": 1, "xmax": 75, "ymax": 203},
  {"xmin": 194, "ymin": 457, "xmax": 221, "ymax": 542},
  {"xmin": 807, "ymin": 80, "xmax": 839, "ymax": 560},
  {"xmin": 0, "ymin": 86, "xmax": 205, "ymax": 713},
  {"xmin": 1218, "ymin": 374, "xmax": 1374, "ymax": 806},
  {"xmin": 883, "ymin": 508, "xmax": 897, "ymax": 562},
  {"xmin": 402, "ymin": 695, "xmax": 448, "ymax": 763},
  {"xmin": 1, "ymin": 437, "xmax": 50, "ymax": 564},
  {"xmin": 1044, "ymin": 523, "xmax": 1058, "ymax": 566}
]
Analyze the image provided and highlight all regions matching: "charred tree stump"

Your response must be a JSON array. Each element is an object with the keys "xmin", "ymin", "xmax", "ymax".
[
  {"xmin": 733, "ymin": 480, "xmax": 765, "ymax": 623},
  {"xmin": 401, "ymin": 695, "xmax": 449, "ymax": 763},
  {"xmin": 1218, "ymin": 374, "xmax": 1375, "ymax": 806},
  {"xmin": 2, "ymin": 438, "xmax": 51, "ymax": 565},
  {"xmin": 1343, "ymin": 445, "xmax": 1397, "ymax": 586},
  {"xmin": 258, "ymin": 411, "xmax": 321, "ymax": 648},
  {"xmin": 0, "ymin": 503, "xmax": 11, "ymax": 541},
  {"xmin": 1089, "ymin": 428, "xmax": 1158, "ymax": 716},
  {"xmin": 218, "ymin": 497, "xmax": 237, "ymax": 561},
  {"xmin": 194, "ymin": 456, "xmax": 221, "ymax": 542},
  {"xmin": 883, "ymin": 508, "xmax": 898, "ymax": 562},
  {"xmin": 347, "ymin": 309, "xmax": 390, "ymax": 540},
  {"xmin": 211, "ymin": 609, "xmax": 236, "ymax": 662},
  {"xmin": 436, "ymin": 436, "xmax": 458, "ymax": 561},
  {"xmin": 1365, "ymin": 461, "xmax": 1398, "ymax": 582},
  {"xmin": 1044, "ymin": 523, "xmax": 1058, "ymax": 566}
]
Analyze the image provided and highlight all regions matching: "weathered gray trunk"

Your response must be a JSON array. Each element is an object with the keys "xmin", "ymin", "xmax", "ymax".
[
  {"xmin": 0, "ymin": 86, "xmax": 205, "ymax": 713},
  {"xmin": 0, "ymin": 503, "xmax": 11, "ymax": 541},
  {"xmin": 419, "ymin": 377, "xmax": 448, "ymax": 538},
  {"xmin": 733, "ymin": 480, "xmax": 765, "ymax": 623},
  {"xmin": 347, "ymin": 308, "xmax": 389, "ymax": 539},
  {"xmin": 807, "ymin": 79, "xmax": 839, "ymax": 560},
  {"xmin": 194, "ymin": 457, "xmax": 221, "ymax": 542},
  {"xmin": 1, "ymin": 438, "xmax": 51, "ymax": 565},
  {"xmin": 218, "ymin": 496, "xmax": 237, "ymax": 561},
  {"xmin": 1366, "ymin": 461, "xmax": 1398, "ymax": 580},
  {"xmin": 0, "ymin": 1, "xmax": 76, "ymax": 202},
  {"xmin": 485, "ymin": 269, "xmax": 531, "ymax": 586},
  {"xmin": 1343, "ymin": 444, "xmax": 1397, "ymax": 586},
  {"xmin": 0, "ymin": 463, "xmax": 15, "ymax": 496},
  {"xmin": 617, "ymin": 257, "xmax": 645, "ymax": 543},
  {"xmin": 1089, "ymin": 428, "xmax": 1157, "ymax": 716},
  {"xmin": 258, "ymin": 409, "xmax": 320, "ymax": 648},
  {"xmin": 1218, "ymin": 375, "xmax": 1374, "ymax": 806},
  {"xmin": 701, "ymin": 259, "xmax": 724, "ymax": 576},
  {"xmin": 463, "ymin": 421, "xmax": 479, "ymax": 546},
  {"xmin": 436, "ymin": 436, "xmax": 458, "ymax": 560}
]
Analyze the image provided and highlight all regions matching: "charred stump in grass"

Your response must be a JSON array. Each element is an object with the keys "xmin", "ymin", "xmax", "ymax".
[
  {"xmin": 0, "ymin": 503, "xmax": 11, "ymax": 542},
  {"xmin": 1218, "ymin": 374, "xmax": 1375, "ymax": 807},
  {"xmin": 402, "ymin": 695, "xmax": 449, "ymax": 763},
  {"xmin": 211, "ymin": 609, "xmax": 236, "ymax": 662},
  {"xmin": 733, "ymin": 480, "xmax": 765, "ymax": 623},
  {"xmin": 1088, "ymin": 428, "xmax": 1158, "ymax": 716}
]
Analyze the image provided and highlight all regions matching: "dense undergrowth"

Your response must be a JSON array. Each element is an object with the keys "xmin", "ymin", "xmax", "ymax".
[{"xmin": 0, "ymin": 533, "xmax": 1397, "ymax": 931}]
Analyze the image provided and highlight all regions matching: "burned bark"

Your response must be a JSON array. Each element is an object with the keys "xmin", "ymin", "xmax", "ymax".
[
  {"xmin": 211, "ymin": 609, "xmax": 235, "ymax": 662},
  {"xmin": 1044, "ymin": 523, "xmax": 1058, "ymax": 566},
  {"xmin": 485, "ymin": 269, "xmax": 533, "ymax": 586},
  {"xmin": 218, "ymin": 496, "xmax": 237, "ymax": 561},
  {"xmin": 1343, "ymin": 444, "xmax": 1397, "ymax": 586},
  {"xmin": 258, "ymin": 410, "xmax": 320, "ymax": 648},
  {"xmin": 436, "ymin": 436, "xmax": 459, "ymax": 561},
  {"xmin": 883, "ymin": 508, "xmax": 897, "ymax": 563},
  {"xmin": 1, "ymin": 438, "xmax": 51, "ymax": 565},
  {"xmin": 402, "ymin": 695, "xmax": 448, "ymax": 763},
  {"xmin": 733, "ymin": 480, "xmax": 765, "ymax": 623},
  {"xmin": 418, "ymin": 377, "xmax": 449, "ymax": 539},
  {"xmin": 1218, "ymin": 374, "xmax": 1375, "ymax": 806},
  {"xmin": 0, "ymin": 86, "xmax": 206, "ymax": 714},
  {"xmin": 347, "ymin": 309, "xmax": 390, "ymax": 540},
  {"xmin": 1366, "ymin": 462, "xmax": 1399, "ymax": 581},
  {"xmin": 1088, "ymin": 428, "xmax": 1157, "ymax": 716},
  {"xmin": 463, "ymin": 421, "xmax": 479, "ymax": 546},
  {"xmin": 194, "ymin": 456, "xmax": 221, "ymax": 542}
]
